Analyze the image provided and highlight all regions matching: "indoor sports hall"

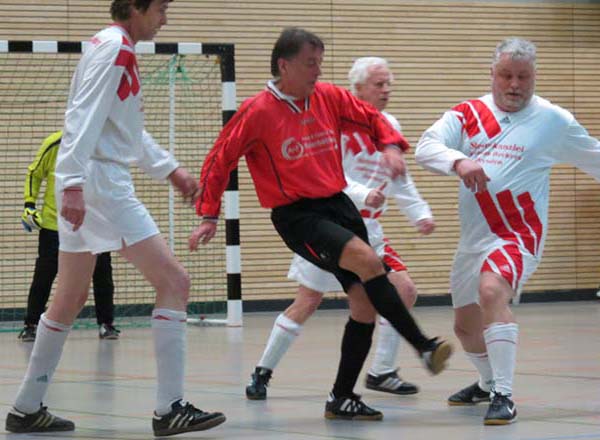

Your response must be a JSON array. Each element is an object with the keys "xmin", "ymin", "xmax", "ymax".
[{"xmin": 0, "ymin": 1, "xmax": 598, "ymax": 439}]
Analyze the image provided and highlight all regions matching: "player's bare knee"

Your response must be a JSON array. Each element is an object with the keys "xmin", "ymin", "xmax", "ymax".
[{"xmin": 400, "ymin": 282, "xmax": 418, "ymax": 307}]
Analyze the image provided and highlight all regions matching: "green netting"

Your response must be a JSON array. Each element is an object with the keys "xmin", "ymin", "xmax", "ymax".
[{"xmin": 0, "ymin": 50, "xmax": 227, "ymax": 331}]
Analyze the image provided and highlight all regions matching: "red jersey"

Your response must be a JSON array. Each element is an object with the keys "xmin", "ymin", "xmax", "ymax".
[{"xmin": 197, "ymin": 81, "xmax": 408, "ymax": 217}]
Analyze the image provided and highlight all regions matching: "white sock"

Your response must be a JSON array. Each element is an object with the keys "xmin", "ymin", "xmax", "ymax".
[
  {"xmin": 484, "ymin": 322, "xmax": 519, "ymax": 396},
  {"xmin": 14, "ymin": 314, "xmax": 71, "ymax": 413},
  {"xmin": 465, "ymin": 351, "xmax": 494, "ymax": 392},
  {"xmin": 257, "ymin": 313, "xmax": 302, "ymax": 370},
  {"xmin": 368, "ymin": 316, "xmax": 400, "ymax": 376},
  {"xmin": 152, "ymin": 308, "xmax": 187, "ymax": 416}
]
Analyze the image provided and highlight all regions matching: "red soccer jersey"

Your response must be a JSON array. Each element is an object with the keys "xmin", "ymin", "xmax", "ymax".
[{"xmin": 197, "ymin": 81, "xmax": 408, "ymax": 217}]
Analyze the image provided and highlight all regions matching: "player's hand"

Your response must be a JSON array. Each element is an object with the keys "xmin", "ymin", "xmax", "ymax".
[
  {"xmin": 454, "ymin": 159, "xmax": 490, "ymax": 193},
  {"xmin": 189, "ymin": 220, "xmax": 218, "ymax": 250},
  {"xmin": 60, "ymin": 187, "xmax": 85, "ymax": 231},
  {"xmin": 382, "ymin": 146, "xmax": 406, "ymax": 179},
  {"xmin": 415, "ymin": 218, "xmax": 436, "ymax": 236},
  {"xmin": 21, "ymin": 204, "xmax": 42, "ymax": 232},
  {"xmin": 169, "ymin": 167, "xmax": 201, "ymax": 205},
  {"xmin": 365, "ymin": 184, "xmax": 386, "ymax": 208}
]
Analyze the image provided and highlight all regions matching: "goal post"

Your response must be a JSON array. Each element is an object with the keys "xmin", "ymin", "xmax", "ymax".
[{"xmin": 0, "ymin": 40, "xmax": 242, "ymax": 329}]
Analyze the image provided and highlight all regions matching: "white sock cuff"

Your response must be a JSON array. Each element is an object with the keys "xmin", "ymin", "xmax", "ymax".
[
  {"xmin": 40, "ymin": 313, "xmax": 71, "ymax": 332},
  {"xmin": 276, "ymin": 313, "xmax": 302, "ymax": 335},
  {"xmin": 484, "ymin": 322, "xmax": 519, "ymax": 340},
  {"xmin": 465, "ymin": 351, "xmax": 488, "ymax": 360},
  {"xmin": 152, "ymin": 308, "xmax": 187, "ymax": 321}
]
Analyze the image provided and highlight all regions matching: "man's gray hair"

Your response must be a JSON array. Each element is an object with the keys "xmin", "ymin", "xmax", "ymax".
[
  {"xmin": 348, "ymin": 57, "xmax": 391, "ymax": 95},
  {"xmin": 493, "ymin": 38, "xmax": 536, "ymax": 67}
]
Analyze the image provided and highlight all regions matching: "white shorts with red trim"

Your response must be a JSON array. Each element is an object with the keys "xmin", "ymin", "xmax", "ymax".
[
  {"xmin": 287, "ymin": 218, "xmax": 406, "ymax": 292},
  {"xmin": 450, "ymin": 243, "xmax": 538, "ymax": 308}
]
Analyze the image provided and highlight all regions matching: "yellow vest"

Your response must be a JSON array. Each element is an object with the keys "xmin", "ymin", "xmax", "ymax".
[{"xmin": 23, "ymin": 130, "xmax": 62, "ymax": 231}]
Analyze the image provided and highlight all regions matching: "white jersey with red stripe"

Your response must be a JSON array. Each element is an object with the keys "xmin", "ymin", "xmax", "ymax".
[
  {"xmin": 343, "ymin": 111, "xmax": 432, "ymax": 224},
  {"xmin": 55, "ymin": 25, "xmax": 178, "ymax": 253},
  {"xmin": 288, "ymin": 112, "xmax": 432, "ymax": 292},
  {"xmin": 416, "ymin": 93, "xmax": 600, "ymax": 304},
  {"xmin": 56, "ymin": 24, "xmax": 178, "ymax": 192},
  {"xmin": 417, "ymin": 93, "xmax": 600, "ymax": 259}
]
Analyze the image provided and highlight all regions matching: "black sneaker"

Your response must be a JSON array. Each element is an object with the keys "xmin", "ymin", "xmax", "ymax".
[
  {"xmin": 324, "ymin": 392, "xmax": 383, "ymax": 421},
  {"xmin": 365, "ymin": 369, "xmax": 419, "ymax": 395},
  {"xmin": 5, "ymin": 405, "xmax": 75, "ymax": 433},
  {"xmin": 448, "ymin": 382, "xmax": 491, "ymax": 406},
  {"xmin": 152, "ymin": 399, "xmax": 226, "ymax": 437},
  {"xmin": 420, "ymin": 337, "xmax": 453, "ymax": 375},
  {"xmin": 99, "ymin": 323, "xmax": 120, "ymax": 340},
  {"xmin": 18, "ymin": 325, "xmax": 36, "ymax": 342},
  {"xmin": 484, "ymin": 394, "xmax": 517, "ymax": 425},
  {"xmin": 245, "ymin": 367, "xmax": 272, "ymax": 400}
]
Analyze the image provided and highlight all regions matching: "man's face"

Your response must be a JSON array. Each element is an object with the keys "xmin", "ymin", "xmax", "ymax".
[
  {"xmin": 279, "ymin": 43, "xmax": 323, "ymax": 99},
  {"xmin": 491, "ymin": 53, "xmax": 536, "ymax": 113},
  {"xmin": 355, "ymin": 65, "xmax": 392, "ymax": 111},
  {"xmin": 133, "ymin": 0, "xmax": 169, "ymax": 41}
]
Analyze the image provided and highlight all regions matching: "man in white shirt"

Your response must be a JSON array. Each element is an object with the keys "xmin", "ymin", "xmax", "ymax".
[
  {"xmin": 246, "ymin": 57, "xmax": 436, "ymax": 418},
  {"xmin": 5, "ymin": 1, "xmax": 225, "ymax": 437},
  {"xmin": 416, "ymin": 37, "xmax": 600, "ymax": 425}
]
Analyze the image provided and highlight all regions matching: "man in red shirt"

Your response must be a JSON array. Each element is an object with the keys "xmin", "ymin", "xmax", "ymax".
[{"xmin": 190, "ymin": 27, "xmax": 453, "ymax": 420}]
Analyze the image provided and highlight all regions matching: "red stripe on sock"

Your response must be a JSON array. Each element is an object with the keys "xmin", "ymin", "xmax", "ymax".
[{"xmin": 41, "ymin": 321, "xmax": 65, "ymax": 332}]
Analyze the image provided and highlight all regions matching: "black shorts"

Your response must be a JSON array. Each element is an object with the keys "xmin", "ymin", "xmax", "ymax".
[{"xmin": 271, "ymin": 192, "xmax": 369, "ymax": 292}]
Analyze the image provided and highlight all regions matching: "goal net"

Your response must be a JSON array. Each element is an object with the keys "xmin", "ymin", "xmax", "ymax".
[{"xmin": 0, "ymin": 41, "xmax": 240, "ymax": 331}]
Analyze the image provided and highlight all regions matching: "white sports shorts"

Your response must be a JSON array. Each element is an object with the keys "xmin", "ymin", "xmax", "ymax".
[
  {"xmin": 287, "ymin": 218, "xmax": 407, "ymax": 292},
  {"xmin": 450, "ymin": 243, "xmax": 539, "ymax": 308},
  {"xmin": 56, "ymin": 163, "xmax": 160, "ymax": 254}
]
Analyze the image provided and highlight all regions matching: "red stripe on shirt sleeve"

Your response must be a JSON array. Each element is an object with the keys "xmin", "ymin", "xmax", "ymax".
[
  {"xmin": 452, "ymin": 103, "xmax": 480, "ymax": 138},
  {"xmin": 470, "ymin": 99, "xmax": 501, "ymax": 138}
]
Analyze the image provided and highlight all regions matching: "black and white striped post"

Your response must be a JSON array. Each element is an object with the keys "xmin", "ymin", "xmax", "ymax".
[
  {"xmin": 203, "ymin": 44, "xmax": 242, "ymax": 327},
  {"xmin": 0, "ymin": 40, "xmax": 241, "ymax": 326}
]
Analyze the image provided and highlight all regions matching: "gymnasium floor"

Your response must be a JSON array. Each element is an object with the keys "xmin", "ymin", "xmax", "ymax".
[{"xmin": 0, "ymin": 301, "xmax": 598, "ymax": 440}]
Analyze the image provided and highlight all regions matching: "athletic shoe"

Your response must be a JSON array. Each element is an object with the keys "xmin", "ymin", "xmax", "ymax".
[
  {"xmin": 5, "ymin": 405, "xmax": 74, "ymax": 433},
  {"xmin": 483, "ymin": 394, "xmax": 517, "ymax": 425},
  {"xmin": 448, "ymin": 382, "xmax": 491, "ymax": 406},
  {"xmin": 365, "ymin": 369, "xmax": 419, "ymax": 395},
  {"xmin": 99, "ymin": 323, "xmax": 120, "ymax": 340},
  {"xmin": 18, "ymin": 325, "xmax": 36, "ymax": 342},
  {"xmin": 324, "ymin": 392, "xmax": 383, "ymax": 421},
  {"xmin": 152, "ymin": 399, "xmax": 226, "ymax": 437},
  {"xmin": 245, "ymin": 367, "xmax": 272, "ymax": 400},
  {"xmin": 420, "ymin": 337, "xmax": 453, "ymax": 375}
]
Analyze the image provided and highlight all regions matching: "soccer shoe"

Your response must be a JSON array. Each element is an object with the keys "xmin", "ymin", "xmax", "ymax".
[
  {"xmin": 5, "ymin": 406, "xmax": 75, "ymax": 433},
  {"xmin": 152, "ymin": 399, "xmax": 226, "ymax": 437},
  {"xmin": 324, "ymin": 392, "xmax": 383, "ymax": 421},
  {"xmin": 17, "ymin": 325, "xmax": 36, "ymax": 342},
  {"xmin": 448, "ymin": 382, "xmax": 491, "ymax": 406},
  {"xmin": 245, "ymin": 367, "xmax": 272, "ymax": 400},
  {"xmin": 99, "ymin": 323, "xmax": 121, "ymax": 340},
  {"xmin": 365, "ymin": 369, "xmax": 419, "ymax": 395},
  {"xmin": 420, "ymin": 337, "xmax": 453, "ymax": 375},
  {"xmin": 483, "ymin": 394, "xmax": 517, "ymax": 425}
]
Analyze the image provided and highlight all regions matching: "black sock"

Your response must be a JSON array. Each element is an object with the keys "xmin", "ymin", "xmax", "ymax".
[
  {"xmin": 331, "ymin": 318, "xmax": 375, "ymax": 398},
  {"xmin": 363, "ymin": 274, "xmax": 430, "ymax": 351}
]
